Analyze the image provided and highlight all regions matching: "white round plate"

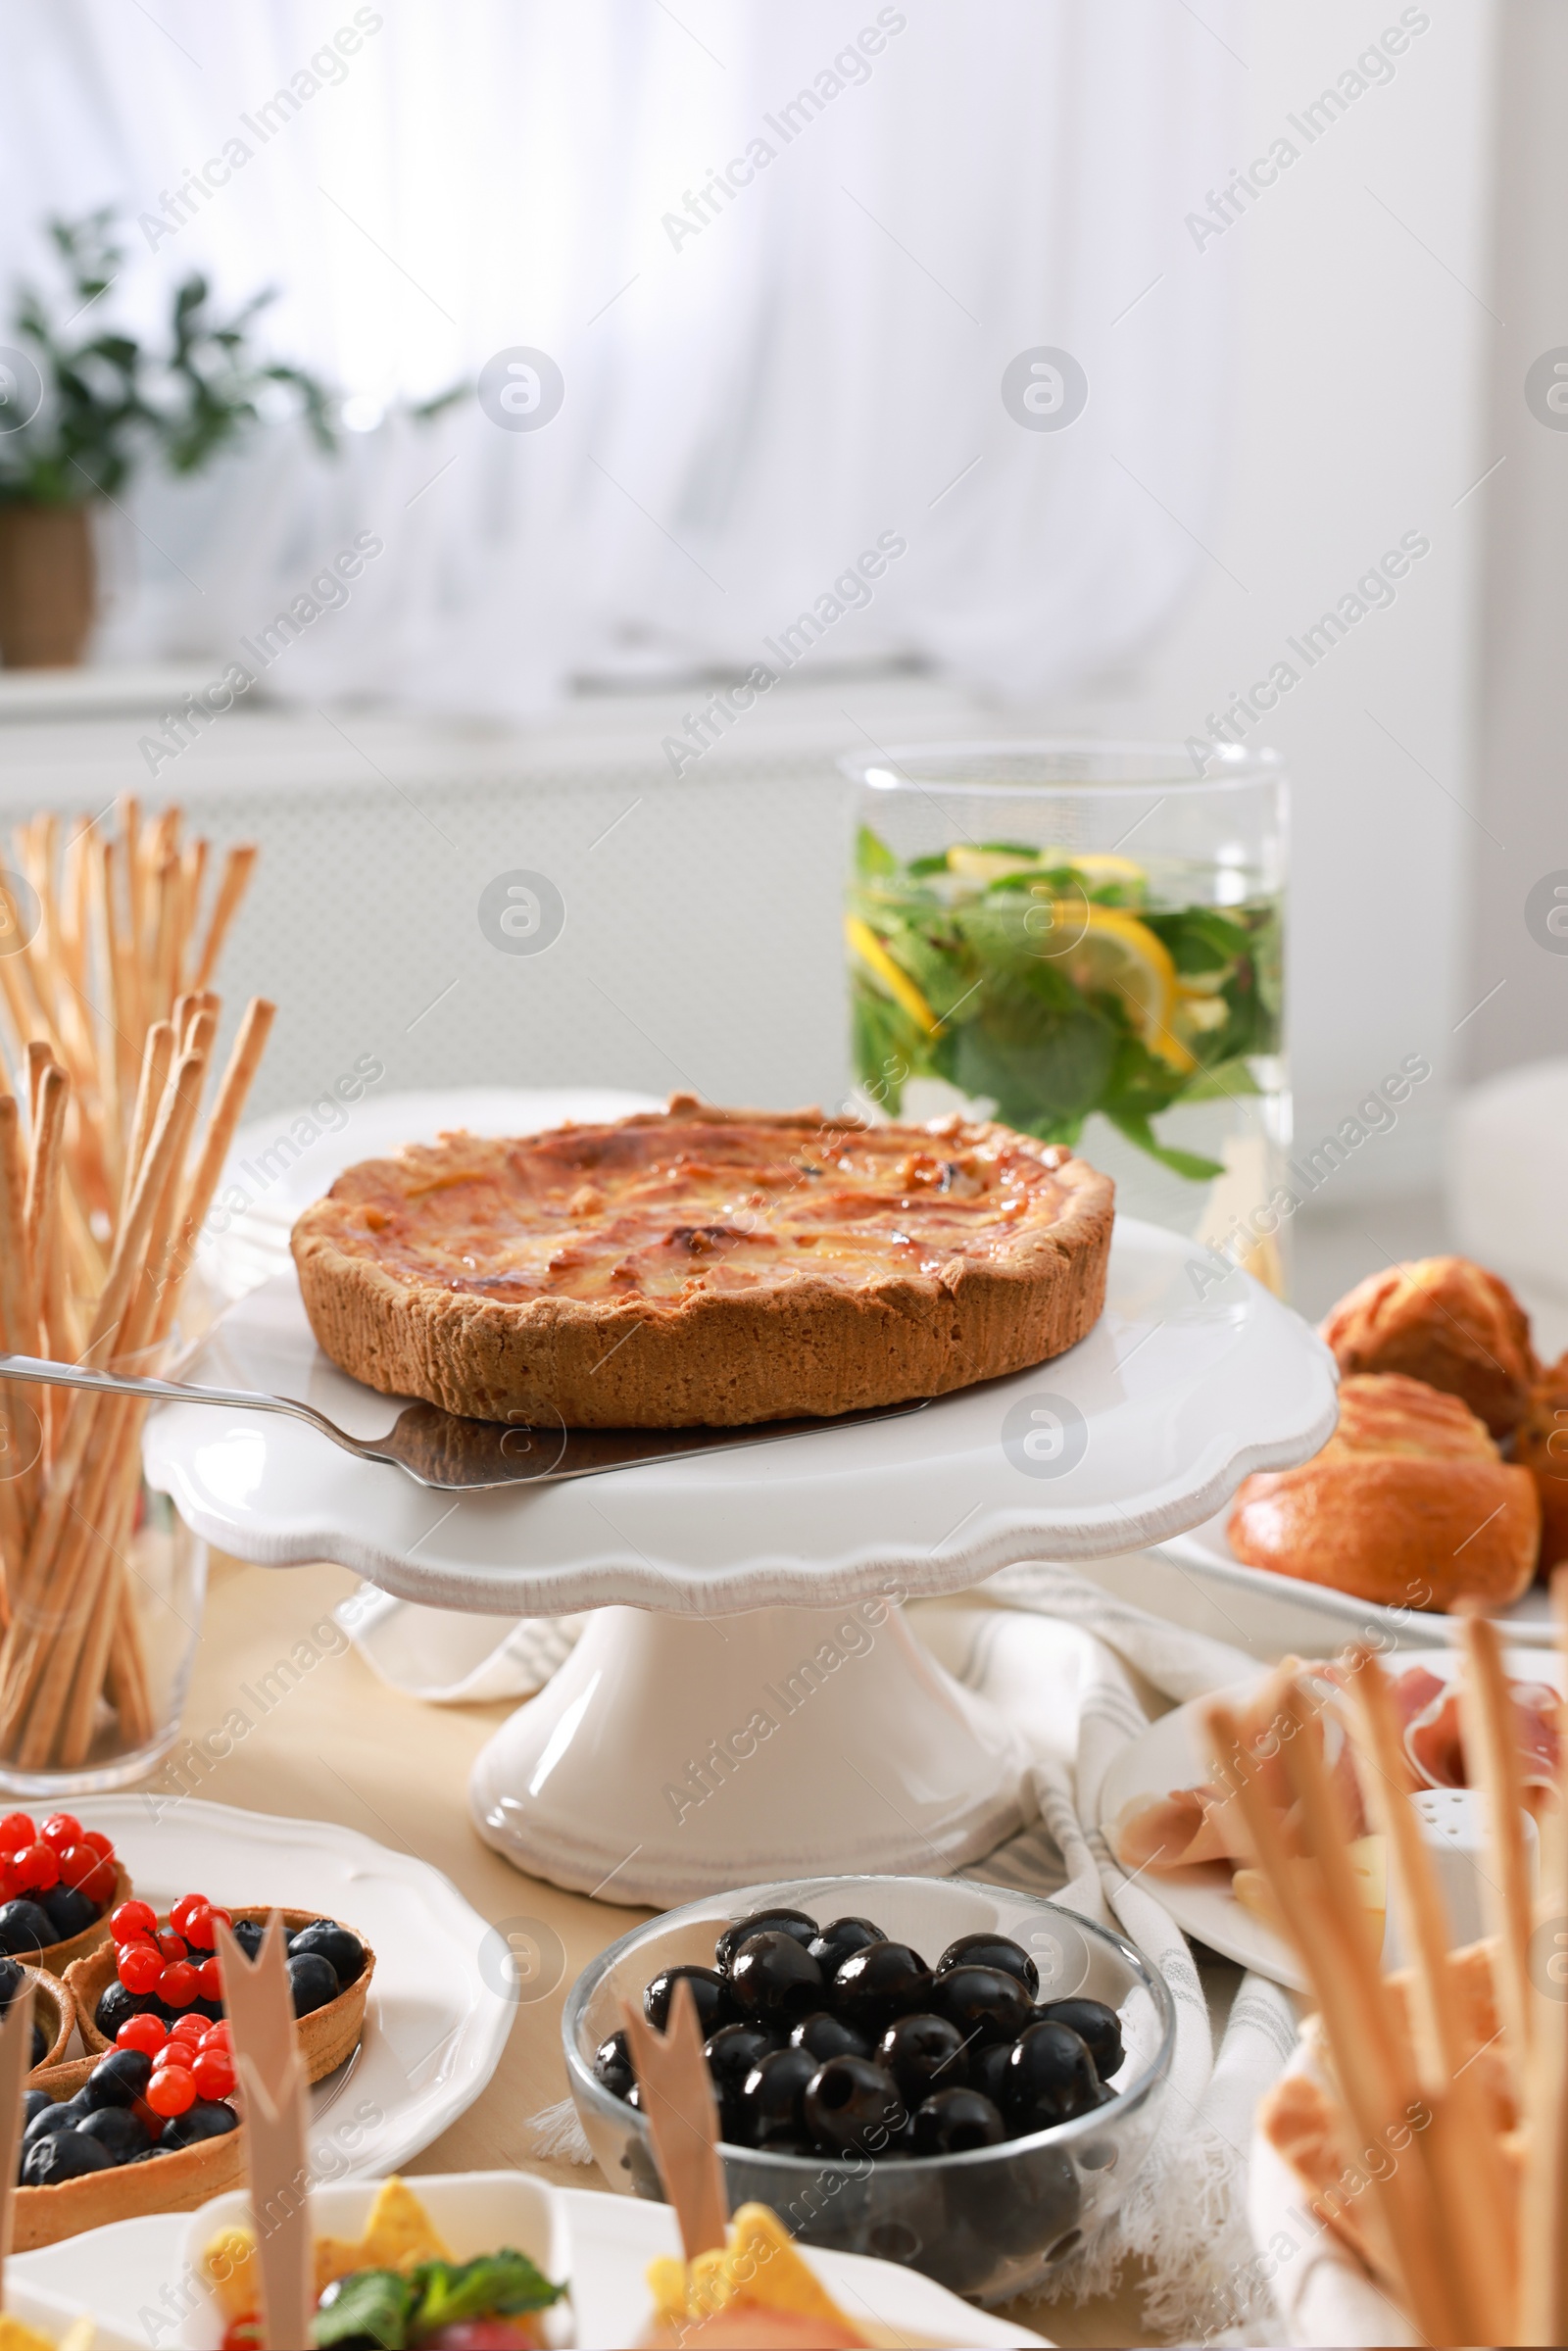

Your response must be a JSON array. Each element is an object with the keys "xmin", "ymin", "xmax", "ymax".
[
  {"xmin": 75, "ymin": 1797, "xmax": 513, "ymax": 2178},
  {"xmin": 1159, "ymin": 1511, "xmax": 1555, "ymax": 1647},
  {"xmin": 1097, "ymin": 1647, "xmax": 1562, "ymax": 1987},
  {"xmin": 14, "ymin": 2180, "xmax": 1051, "ymax": 2347},
  {"xmin": 144, "ymin": 1220, "xmax": 1338, "ymax": 1613},
  {"xmin": 202, "ymin": 1087, "xmax": 659, "ymax": 1303}
]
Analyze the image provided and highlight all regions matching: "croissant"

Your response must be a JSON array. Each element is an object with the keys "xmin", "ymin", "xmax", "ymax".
[
  {"xmin": 1319, "ymin": 1255, "xmax": 1535, "ymax": 1438},
  {"xmin": 1228, "ymin": 1373, "xmax": 1540, "ymax": 1611},
  {"xmin": 1513, "ymin": 1350, "xmax": 1568, "ymax": 1574}
]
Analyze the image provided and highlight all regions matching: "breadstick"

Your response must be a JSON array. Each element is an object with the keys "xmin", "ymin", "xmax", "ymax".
[
  {"xmin": 1458, "ymin": 1608, "xmax": 1535, "ymax": 2075},
  {"xmin": 191, "ymin": 843, "xmax": 258, "ymax": 991}
]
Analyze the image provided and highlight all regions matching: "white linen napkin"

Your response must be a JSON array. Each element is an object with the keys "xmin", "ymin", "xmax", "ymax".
[{"xmin": 335, "ymin": 1562, "xmax": 1297, "ymax": 2341}]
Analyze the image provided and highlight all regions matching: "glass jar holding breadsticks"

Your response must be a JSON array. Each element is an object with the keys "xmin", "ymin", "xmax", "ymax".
[{"xmin": 0, "ymin": 799, "xmax": 271, "ymax": 1790}]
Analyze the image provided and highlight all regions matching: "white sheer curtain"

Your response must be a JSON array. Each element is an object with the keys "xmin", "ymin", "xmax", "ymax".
[{"xmin": 0, "ymin": 0, "xmax": 1242, "ymax": 714}]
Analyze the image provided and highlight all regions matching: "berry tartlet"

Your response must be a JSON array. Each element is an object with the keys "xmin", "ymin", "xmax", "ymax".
[
  {"xmin": 0, "ymin": 1811, "xmax": 129, "ymax": 1972},
  {"xmin": 14, "ymin": 2041, "xmax": 243, "ymax": 2250},
  {"xmin": 67, "ymin": 1896, "xmax": 373, "ymax": 2083}
]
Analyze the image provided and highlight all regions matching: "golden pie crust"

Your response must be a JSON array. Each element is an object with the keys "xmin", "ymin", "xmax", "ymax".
[{"xmin": 291, "ymin": 1096, "xmax": 1115, "ymax": 1427}]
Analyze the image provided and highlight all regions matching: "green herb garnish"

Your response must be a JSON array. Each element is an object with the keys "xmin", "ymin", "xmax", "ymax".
[{"xmin": 313, "ymin": 2250, "xmax": 565, "ymax": 2348}]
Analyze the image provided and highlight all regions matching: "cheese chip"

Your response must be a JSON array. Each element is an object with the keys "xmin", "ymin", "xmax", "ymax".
[
  {"xmin": 649, "ymin": 2204, "xmax": 858, "ymax": 2331},
  {"xmin": 201, "ymin": 2226, "xmax": 258, "ymax": 2323},
  {"xmin": 0, "ymin": 2317, "xmax": 92, "ymax": 2351},
  {"xmin": 360, "ymin": 2176, "xmax": 451, "ymax": 2268}
]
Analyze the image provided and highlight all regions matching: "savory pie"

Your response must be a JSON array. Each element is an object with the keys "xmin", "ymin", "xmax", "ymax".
[{"xmin": 290, "ymin": 1095, "xmax": 1114, "ymax": 1427}]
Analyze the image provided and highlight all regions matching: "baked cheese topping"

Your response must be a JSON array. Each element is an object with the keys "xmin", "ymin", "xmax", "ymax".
[{"xmin": 314, "ymin": 1115, "xmax": 1076, "ymax": 1305}]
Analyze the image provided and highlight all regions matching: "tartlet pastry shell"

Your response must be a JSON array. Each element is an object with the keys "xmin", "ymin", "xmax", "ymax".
[
  {"xmin": 14, "ymin": 2053, "xmax": 244, "ymax": 2250},
  {"xmin": 68, "ymin": 1905, "xmax": 373, "ymax": 2082}
]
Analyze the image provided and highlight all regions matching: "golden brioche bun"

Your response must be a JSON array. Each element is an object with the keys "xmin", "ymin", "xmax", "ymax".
[
  {"xmin": 1227, "ymin": 1372, "xmax": 1540, "ymax": 1611},
  {"xmin": 1513, "ymin": 1350, "xmax": 1568, "ymax": 1574},
  {"xmin": 1318, "ymin": 1254, "xmax": 1535, "ymax": 1437}
]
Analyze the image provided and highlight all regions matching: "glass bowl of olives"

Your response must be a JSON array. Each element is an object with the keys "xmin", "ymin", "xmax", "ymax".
[{"xmin": 562, "ymin": 1873, "xmax": 1175, "ymax": 2305}]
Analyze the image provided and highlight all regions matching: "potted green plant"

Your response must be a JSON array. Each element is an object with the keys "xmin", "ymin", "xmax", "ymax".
[{"xmin": 0, "ymin": 209, "xmax": 337, "ymax": 667}]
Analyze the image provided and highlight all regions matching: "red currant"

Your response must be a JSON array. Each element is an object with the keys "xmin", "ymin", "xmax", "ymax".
[
  {"xmin": 11, "ymin": 1843, "xmax": 57, "ymax": 1893},
  {"xmin": 155, "ymin": 1930, "xmax": 187, "ymax": 1964},
  {"xmin": 111, "ymin": 1900, "xmax": 157, "ymax": 1941},
  {"xmin": 193, "ymin": 2049, "xmax": 236, "ymax": 2100},
  {"xmin": 56, "ymin": 1844, "xmax": 97, "ymax": 1892},
  {"xmin": 117, "ymin": 2014, "xmax": 168, "ymax": 2056},
  {"xmin": 159, "ymin": 1961, "xmax": 199, "ymax": 2008},
  {"xmin": 119, "ymin": 1943, "xmax": 163, "ymax": 1996},
  {"xmin": 79, "ymin": 1859, "xmax": 115, "ymax": 1906},
  {"xmin": 199, "ymin": 2020, "xmax": 232, "ymax": 2050},
  {"xmin": 182, "ymin": 1904, "xmax": 215, "ymax": 1951},
  {"xmin": 169, "ymin": 2012, "xmax": 206, "ymax": 2045},
  {"xmin": 145, "ymin": 2065, "xmax": 196, "ymax": 2117},
  {"xmin": 170, "ymin": 1893, "xmax": 209, "ymax": 1937},
  {"xmin": 81, "ymin": 1831, "xmax": 114, "ymax": 1862},
  {"xmin": 198, "ymin": 1956, "xmax": 223, "ymax": 2001},
  {"xmin": 39, "ymin": 1814, "xmax": 81, "ymax": 1854},
  {"xmin": 0, "ymin": 1814, "xmax": 34, "ymax": 1856}
]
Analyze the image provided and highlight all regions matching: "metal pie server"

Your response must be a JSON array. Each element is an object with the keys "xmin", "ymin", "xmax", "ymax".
[{"xmin": 0, "ymin": 1351, "xmax": 928, "ymax": 1494}]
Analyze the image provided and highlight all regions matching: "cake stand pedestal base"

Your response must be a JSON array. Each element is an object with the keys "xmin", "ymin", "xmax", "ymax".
[{"xmin": 468, "ymin": 1600, "xmax": 1033, "ymax": 1903}]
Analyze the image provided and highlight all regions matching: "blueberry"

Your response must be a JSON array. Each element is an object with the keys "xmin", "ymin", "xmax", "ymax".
[
  {"xmin": 831, "ymin": 1941, "xmax": 932, "ymax": 2035},
  {"xmin": 231, "ymin": 1920, "xmax": 267, "ymax": 1962},
  {"xmin": 0, "ymin": 1956, "xmax": 23, "ymax": 2009},
  {"xmin": 94, "ymin": 1981, "xmax": 160, "ymax": 2040},
  {"xmin": 803, "ymin": 2055, "xmax": 906, "ymax": 2156},
  {"xmin": 729, "ymin": 1933, "xmax": 823, "ymax": 2025},
  {"xmin": 1003, "ymin": 2021, "xmax": 1102, "ymax": 2132},
  {"xmin": 1037, "ymin": 1997, "xmax": 1123, "ymax": 2082},
  {"xmin": 877, "ymin": 2013, "xmax": 968, "ymax": 2105},
  {"xmin": 22, "ymin": 2103, "xmax": 76, "ymax": 2149},
  {"xmin": 160, "ymin": 2099, "xmax": 238, "ymax": 2149},
  {"xmin": 936, "ymin": 1932, "xmax": 1040, "ymax": 1999},
  {"xmin": 739, "ymin": 2046, "xmax": 818, "ymax": 2147},
  {"xmin": 788, "ymin": 2011, "xmax": 870, "ymax": 2065},
  {"xmin": 80, "ymin": 2049, "xmax": 153, "ymax": 2109},
  {"xmin": 0, "ymin": 1900, "xmax": 54, "ymax": 1958},
  {"xmin": 23, "ymin": 2130, "xmax": 111, "ymax": 2185},
  {"xmin": 643, "ymin": 1965, "xmax": 734, "ymax": 2038},
  {"xmin": 39, "ymin": 1884, "xmax": 96, "ymax": 1944},
  {"xmin": 22, "ymin": 2089, "xmax": 50, "ymax": 2129},
  {"xmin": 287, "ymin": 1920, "xmax": 366, "ymax": 1987},
  {"xmin": 29, "ymin": 2022, "xmax": 43, "ymax": 2069},
  {"xmin": 807, "ymin": 1917, "xmax": 885, "ymax": 1978},
  {"xmin": 929, "ymin": 1965, "xmax": 1033, "ymax": 2048},
  {"xmin": 286, "ymin": 1952, "xmax": 341, "ymax": 2018},
  {"xmin": 592, "ymin": 2029, "xmax": 635, "ymax": 2102},
  {"xmin": 77, "ymin": 2106, "xmax": 152, "ymax": 2163},
  {"xmin": 912, "ymin": 2085, "xmax": 1007, "ymax": 2156}
]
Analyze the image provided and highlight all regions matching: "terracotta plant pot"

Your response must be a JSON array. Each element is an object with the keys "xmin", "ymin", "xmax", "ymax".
[
  {"xmin": 15, "ymin": 2053, "xmax": 244, "ymax": 2250},
  {"xmin": 69, "ymin": 1904, "xmax": 373, "ymax": 2082},
  {"xmin": 0, "ymin": 502, "xmax": 96, "ymax": 667}
]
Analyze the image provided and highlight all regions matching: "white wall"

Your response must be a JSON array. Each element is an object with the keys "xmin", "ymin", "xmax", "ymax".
[{"xmin": 1034, "ymin": 0, "xmax": 1497, "ymax": 1197}]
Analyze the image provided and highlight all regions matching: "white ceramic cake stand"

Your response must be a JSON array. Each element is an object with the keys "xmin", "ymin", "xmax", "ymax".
[{"xmin": 144, "ymin": 1212, "xmax": 1337, "ymax": 1903}]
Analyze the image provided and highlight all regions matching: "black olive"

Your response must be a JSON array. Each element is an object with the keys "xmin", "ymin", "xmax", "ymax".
[
  {"xmin": 831, "ymin": 1940, "xmax": 931, "ymax": 2033},
  {"xmin": 729, "ymin": 1933, "xmax": 822, "ymax": 2024},
  {"xmin": 1037, "ymin": 1996, "xmax": 1123, "ymax": 2082},
  {"xmin": 160, "ymin": 2100, "xmax": 239, "ymax": 2148},
  {"xmin": 789, "ymin": 2010, "xmax": 870, "ymax": 2065},
  {"xmin": 714, "ymin": 1910, "xmax": 818, "ymax": 1973},
  {"xmin": 23, "ymin": 2130, "xmax": 111, "ymax": 2184},
  {"xmin": 80, "ymin": 2049, "xmax": 153, "ymax": 2109},
  {"xmin": 643, "ymin": 1965, "xmax": 735, "ymax": 2037},
  {"xmin": 967, "ymin": 2040, "xmax": 1014, "ymax": 2108},
  {"xmin": 929, "ymin": 1964, "xmax": 1033, "ymax": 2047},
  {"xmin": 912, "ymin": 2085, "xmax": 1006, "ymax": 2155},
  {"xmin": 1003, "ymin": 2020, "xmax": 1102, "ymax": 2131},
  {"xmin": 807, "ymin": 1917, "xmax": 886, "ymax": 1977},
  {"xmin": 935, "ymin": 1932, "xmax": 1040, "ymax": 1998},
  {"xmin": 77, "ymin": 2106, "xmax": 152, "ymax": 2162},
  {"xmin": 705, "ymin": 2023, "xmax": 780, "ymax": 2139},
  {"xmin": 740, "ymin": 2046, "xmax": 818, "ymax": 2145},
  {"xmin": 804, "ymin": 2055, "xmax": 906, "ymax": 2156},
  {"xmin": 877, "ymin": 2013, "xmax": 968, "ymax": 2105},
  {"xmin": 592, "ymin": 2029, "xmax": 635, "ymax": 2101}
]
